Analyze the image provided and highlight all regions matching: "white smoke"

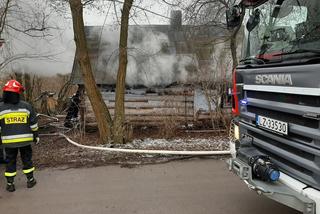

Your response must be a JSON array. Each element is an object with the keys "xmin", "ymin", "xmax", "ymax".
[
  {"xmin": 0, "ymin": 0, "xmax": 233, "ymax": 86},
  {"xmin": 8, "ymin": 27, "xmax": 75, "ymax": 76},
  {"xmin": 92, "ymin": 26, "xmax": 195, "ymax": 87},
  {"xmin": 0, "ymin": 0, "xmax": 75, "ymax": 76}
]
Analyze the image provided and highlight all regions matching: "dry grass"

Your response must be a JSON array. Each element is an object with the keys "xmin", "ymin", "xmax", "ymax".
[{"xmin": 1, "ymin": 73, "xmax": 77, "ymax": 114}]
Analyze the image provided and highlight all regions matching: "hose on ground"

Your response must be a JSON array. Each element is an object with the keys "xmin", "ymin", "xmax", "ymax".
[
  {"xmin": 38, "ymin": 114, "xmax": 231, "ymax": 156},
  {"xmin": 58, "ymin": 133, "xmax": 231, "ymax": 156}
]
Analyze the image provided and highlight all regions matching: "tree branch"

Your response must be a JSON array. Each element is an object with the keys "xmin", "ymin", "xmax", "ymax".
[
  {"xmin": 5, "ymin": 24, "xmax": 53, "ymax": 37},
  {"xmin": 0, "ymin": 53, "xmax": 58, "ymax": 71},
  {"xmin": 0, "ymin": 0, "xmax": 11, "ymax": 36},
  {"xmin": 108, "ymin": 0, "xmax": 171, "ymax": 20}
]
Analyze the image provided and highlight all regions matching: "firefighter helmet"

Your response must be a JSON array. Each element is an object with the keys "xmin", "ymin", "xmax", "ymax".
[{"xmin": 2, "ymin": 80, "xmax": 25, "ymax": 94}]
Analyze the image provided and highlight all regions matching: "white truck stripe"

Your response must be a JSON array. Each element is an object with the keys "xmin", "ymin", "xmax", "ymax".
[{"xmin": 244, "ymin": 85, "xmax": 320, "ymax": 96}]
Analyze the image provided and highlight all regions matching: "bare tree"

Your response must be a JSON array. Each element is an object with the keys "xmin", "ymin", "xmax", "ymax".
[
  {"xmin": 56, "ymin": 74, "xmax": 73, "ymax": 112},
  {"xmin": 69, "ymin": 0, "xmax": 113, "ymax": 143},
  {"xmin": 0, "ymin": 0, "xmax": 55, "ymax": 71},
  {"xmin": 166, "ymin": 0, "xmax": 242, "ymax": 131},
  {"xmin": 0, "ymin": 0, "xmax": 10, "ymax": 37},
  {"xmin": 113, "ymin": 0, "xmax": 133, "ymax": 144},
  {"xmin": 182, "ymin": 0, "xmax": 243, "ymax": 69}
]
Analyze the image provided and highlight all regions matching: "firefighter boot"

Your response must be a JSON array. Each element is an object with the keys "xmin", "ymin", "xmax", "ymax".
[
  {"xmin": 26, "ymin": 173, "xmax": 37, "ymax": 188},
  {"xmin": 6, "ymin": 177, "xmax": 15, "ymax": 192}
]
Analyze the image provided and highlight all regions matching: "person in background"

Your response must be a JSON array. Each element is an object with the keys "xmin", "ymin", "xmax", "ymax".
[
  {"xmin": 64, "ymin": 88, "xmax": 81, "ymax": 128},
  {"xmin": 0, "ymin": 80, "xmax": 39, "ymax": 192}
]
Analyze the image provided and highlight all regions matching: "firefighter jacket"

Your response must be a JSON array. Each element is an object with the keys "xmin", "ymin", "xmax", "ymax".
[{"xmin": 0, "ymin": 101, "xmax": 38, "ymax": 148}]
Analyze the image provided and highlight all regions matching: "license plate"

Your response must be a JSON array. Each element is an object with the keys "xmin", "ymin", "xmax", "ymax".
[{"xmin": 256, "ymin": 115, "xmax": 288, "ymax": 135}]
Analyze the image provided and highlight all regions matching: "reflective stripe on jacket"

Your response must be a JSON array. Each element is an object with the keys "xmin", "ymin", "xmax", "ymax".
[{"xmin": 0, "ymin": 101, "xmax": 38, "ymax": 148}]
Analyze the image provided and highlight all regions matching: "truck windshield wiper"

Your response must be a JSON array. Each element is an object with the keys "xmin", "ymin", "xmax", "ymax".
[
  {"xmin": 274, "ymin": 48, "xmax": 320, "ymax": 56},
  {"xmin": 240, "ymin": 57, "xmax": 266, "ymax": 65}
]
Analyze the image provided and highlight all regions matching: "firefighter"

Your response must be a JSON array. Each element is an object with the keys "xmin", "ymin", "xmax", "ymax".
[
  {"xmin": 64, "ymin": 89, "xmax": 81, "ymax": 128},
  {"xmin": 0, "ymin": 80, "xmax": 39, "ymax": 192}
]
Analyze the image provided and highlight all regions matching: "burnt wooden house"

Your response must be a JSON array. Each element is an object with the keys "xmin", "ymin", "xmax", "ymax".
[{"xmin": 71, "ymin": 11, "xmax": 231, "ymax": 127}]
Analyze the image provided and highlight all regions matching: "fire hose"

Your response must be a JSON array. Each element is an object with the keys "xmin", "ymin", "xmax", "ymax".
[
  {"xmin": 38, "ymin": 114, "xmax": 231, "ymax": 156},
  {"xmin": 38, "ymin": 132, "xmax": 231, "ymax": 156},
  {"xmin": 58, "ymin": 133, "xmax": 231, "ymax": 156}
]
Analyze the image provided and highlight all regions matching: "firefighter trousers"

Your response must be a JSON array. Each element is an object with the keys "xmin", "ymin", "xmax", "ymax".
[{"xmin": 4, "ymin": 145, "xmax": 35, "ymax": 180}]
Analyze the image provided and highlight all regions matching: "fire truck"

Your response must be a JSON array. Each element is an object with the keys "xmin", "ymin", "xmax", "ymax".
[{"xmin": 227, "ymin": 0, "xmax": 320, "ymax": 213}]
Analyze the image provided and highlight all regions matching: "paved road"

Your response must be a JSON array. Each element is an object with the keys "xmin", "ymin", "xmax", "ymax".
[{"xmin": 0, "ymin": 159, "xmax": 299, "ymax": 214}]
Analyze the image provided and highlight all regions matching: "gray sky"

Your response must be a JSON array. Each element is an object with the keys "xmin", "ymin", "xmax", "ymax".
[{"xmin": 84, "ymin": 1, "xmax": 176, "ymax": 25}]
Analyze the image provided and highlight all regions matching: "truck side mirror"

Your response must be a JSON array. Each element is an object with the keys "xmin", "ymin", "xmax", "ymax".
[
  {"xmin": 271, "ymin": 5, "xmax": 293, "ymax": 18},
  {"xmin": 246, "ymin": 9, "xmax": 261, "ymax": 32},
  {"xmin": 226, "ymin": 5, "xmax": 242, "ymax": 29}
]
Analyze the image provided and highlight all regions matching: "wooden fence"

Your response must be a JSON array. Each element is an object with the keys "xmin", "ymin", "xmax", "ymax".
[{"xmin": 82, "ymin": 88, "xmax": 231, "ymax": 127}]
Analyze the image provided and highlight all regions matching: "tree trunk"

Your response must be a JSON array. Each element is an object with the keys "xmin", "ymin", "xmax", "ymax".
[
  {"xmin": 69, "ymin": 0, "xmax": 113, "ymax": 143},
  {"xmin": 23, "ymin": 73, "xmax": 33, "ymax": 104},
  {"xmin": 113, "ymin": 0, "xmax": 133, "ymax": 144}
]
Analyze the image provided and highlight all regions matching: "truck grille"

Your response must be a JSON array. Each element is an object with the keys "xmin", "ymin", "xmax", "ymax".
[
  {"xmin": 242, "ymin": 89, "xmax": 320, "ymax": 190},
  {"xmin": 247, "ymin": 91, "xmax": 320, "ymax": 107},
  {"xmin": 247, "ymin": 106, "xmax": 319, "ymax": 129}
]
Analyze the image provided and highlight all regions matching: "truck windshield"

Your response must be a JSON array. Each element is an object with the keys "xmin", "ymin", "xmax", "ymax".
[{"xmin": 242, "ymin": 0, "xmax": 320, "ymax": 63}]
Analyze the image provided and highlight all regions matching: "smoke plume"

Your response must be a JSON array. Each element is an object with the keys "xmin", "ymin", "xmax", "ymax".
[
  {"xmin": 0, "ymin": 0, "xmax": 75, "ymax": 76},
  {"xmin": 91, "ymin": 26, "xmax": 195, "ymax": 87}
]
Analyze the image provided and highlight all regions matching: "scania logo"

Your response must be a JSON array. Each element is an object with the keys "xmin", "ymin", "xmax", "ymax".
[{"xmin": 255, "ymin": 74, "xmax": 293, "ymax": 85}]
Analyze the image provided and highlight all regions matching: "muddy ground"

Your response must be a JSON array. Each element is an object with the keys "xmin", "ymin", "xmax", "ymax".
[{"xmin": 31, "ymin": 125, "xmax": 230, "ymax": 169}]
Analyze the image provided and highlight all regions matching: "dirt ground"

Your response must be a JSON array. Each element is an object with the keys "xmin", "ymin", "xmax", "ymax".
[{"xmin": 31, "ymin": 125, "xmax": 230, "ymax": 169}]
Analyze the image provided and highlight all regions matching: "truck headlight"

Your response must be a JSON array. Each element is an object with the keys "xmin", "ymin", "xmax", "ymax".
[{"xmin": 234, "ymin": 125, "xmax": 240, "ymax": 140}]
